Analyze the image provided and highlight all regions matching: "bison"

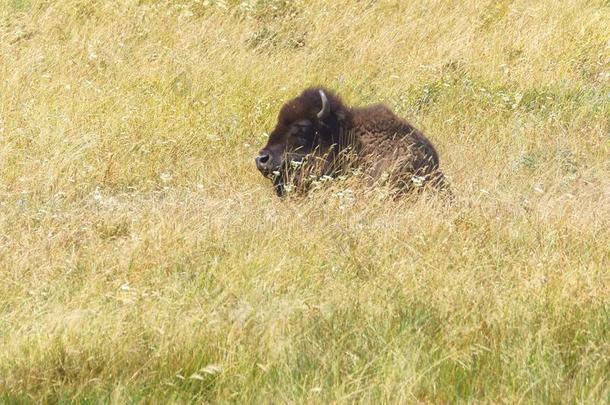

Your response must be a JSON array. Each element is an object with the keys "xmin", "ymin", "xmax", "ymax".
[{"xmin": 255, "ymin": 87, "xmax": 446, "ymax": 197}]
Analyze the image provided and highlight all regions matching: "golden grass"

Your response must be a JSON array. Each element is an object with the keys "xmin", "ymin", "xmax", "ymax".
[{"xmin": 1, "ymin": 0, "xmax": 609, "ymax": 402}]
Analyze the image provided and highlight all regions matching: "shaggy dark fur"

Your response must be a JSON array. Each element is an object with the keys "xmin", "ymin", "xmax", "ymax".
[{"xmin": 255, "ymin": 87, "xmax": 446, "ymax": 197}]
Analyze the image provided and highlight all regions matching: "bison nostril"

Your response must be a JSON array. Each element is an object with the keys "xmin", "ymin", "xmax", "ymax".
[
  {"xmin": 258, "ymin": 153, "xmax": 270, "ymax": 164},
  {"xmin": 256, "ymin": 152, "xmax": 271, "ymax": 171}
]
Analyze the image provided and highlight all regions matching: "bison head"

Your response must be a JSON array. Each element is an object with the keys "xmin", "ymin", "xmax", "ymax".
[{"xmin": 255, "ymin": 87, "xmax": 350, "ymax": 196}]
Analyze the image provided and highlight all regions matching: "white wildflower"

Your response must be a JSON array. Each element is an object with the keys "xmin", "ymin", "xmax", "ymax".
[
  {"xmin": 92, "ymin": 186, "xmax": 103, "ymax": 203},
  {"xmin": 160, "ymin": 172, "xmax": 172, "ymax": 183},
  {"xmin": 290, "ymin": 160, "xmax": 303, "ymax": 168},
  {"xmin": 411, "ymin": 175, "xmax": 426, "ymax": 187}
]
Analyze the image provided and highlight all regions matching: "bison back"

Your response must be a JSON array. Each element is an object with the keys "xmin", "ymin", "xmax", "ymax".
[{"xmin": 351, "ymin": 105, "xmax": 443, "ymax": 191}]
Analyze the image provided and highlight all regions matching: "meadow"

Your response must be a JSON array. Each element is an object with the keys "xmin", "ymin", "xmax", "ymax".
[{"xmin": 0, "ymin": 0, "xmax": 609, "ymax": 402}]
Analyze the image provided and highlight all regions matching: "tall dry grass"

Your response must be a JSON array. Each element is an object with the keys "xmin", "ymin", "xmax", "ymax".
[{"xmin": 0, "ymin": 0, "xmax": 609, "ymax": 402}]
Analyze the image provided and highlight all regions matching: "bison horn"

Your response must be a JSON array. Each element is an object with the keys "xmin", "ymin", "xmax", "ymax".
[{"xmin": 317, "ymin": 89, "xmax": 330, "ymax": 120}]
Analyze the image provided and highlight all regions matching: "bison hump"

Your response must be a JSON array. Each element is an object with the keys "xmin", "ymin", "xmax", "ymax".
[{"xmin": 352, "ymin": 104, "xmax": 416, "ymax": 136}]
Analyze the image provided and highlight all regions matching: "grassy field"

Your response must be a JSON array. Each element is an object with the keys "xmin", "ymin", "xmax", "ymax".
[{"xmin": 1, "ymin": 0, "xmax": 609, "ymax": 403}]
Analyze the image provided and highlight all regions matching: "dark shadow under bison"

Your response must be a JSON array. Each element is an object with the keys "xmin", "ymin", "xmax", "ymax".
[{"xmin": 255, "ymin": 87, "xmax": 447, "ymax": 197}]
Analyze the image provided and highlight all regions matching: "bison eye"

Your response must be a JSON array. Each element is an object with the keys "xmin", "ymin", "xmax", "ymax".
[{"xmin": 295, "ymin": 132, "xmax": 314, "ymax": 147}]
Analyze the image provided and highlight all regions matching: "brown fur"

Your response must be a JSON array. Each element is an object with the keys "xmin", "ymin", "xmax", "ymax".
[{"xmin": 255, "ymin": 87, "xmax": 446, "ymax": 196}]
